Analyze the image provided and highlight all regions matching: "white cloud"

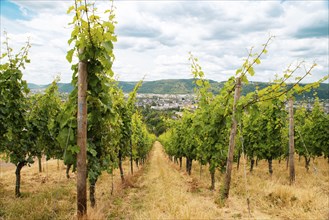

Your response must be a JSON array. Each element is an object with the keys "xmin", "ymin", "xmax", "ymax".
[
  {"xmin": 1, "ymin": 2, "xmax": 73, "ymax": 84},
  {"xmin": 0, "ymin": 0, "xmax": 328, "ymax": 84},
  {"xmin": 11, "ymin": 0, "xmax": 69, "ymax": 14}
]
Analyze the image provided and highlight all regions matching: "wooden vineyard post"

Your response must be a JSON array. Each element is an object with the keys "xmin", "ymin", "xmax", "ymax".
[
  {"xmin": 77, "ymin": 59, "xmax": 88, "ymax": 217},
  {"xmin": 221, "ymin": 77, "xmax": 242, "ymax": 200},
  {"xmin": 130, "ymin": 140, "xmax": 134, "ymax": 175},
  {"xmin": 289, "ymin": 97, "xmax": 295, "ymax": 184}
]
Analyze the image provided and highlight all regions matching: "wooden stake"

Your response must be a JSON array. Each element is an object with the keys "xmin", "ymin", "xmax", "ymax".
[
  {"xmin": 221, "ymin": 77, "xmax": 242, "ymax": 200},
  {"xmin": 130, "ymin": 139, "xmax": 134, "ymax": 175},
  {"xmin": 77, "ymin": 60, "xmax": 87, "ymax": 218},
  {"xmin": 289, "ymin": 97, "xmax": 295, "ymax": 184}
]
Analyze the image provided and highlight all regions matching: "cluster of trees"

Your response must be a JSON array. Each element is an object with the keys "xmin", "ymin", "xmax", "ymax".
[
  {"xmin": 139, "ymin": 106, "xmax": 177, "ymax": 136},
  {"xmin": 159, "ymin": 56, "xmax": 236, "ymax": 190},
  {"xmin": 0, "ymin": 37, "xmax": 154, "ymax": 203},
  {"xmin": 159, "ymin": 75, "xmax": 234, "ymax": 190},
  {"xmin": 241, "ymin": 96, "xmax": 328, "ymax": 174},
  {"xmin": 295, "ymin": 98, "xmax": 329, "ymax": 169},
  {"xmin": 241, "ymin": 97, "xmax": 287, "ymax": 175},
  {"xmin": 159, "ymin": 43, "xmax": 329, "ymax": 200},
  {"xmin": 0, "ymin": 1, "xmax": 155, "ymax": 212}
]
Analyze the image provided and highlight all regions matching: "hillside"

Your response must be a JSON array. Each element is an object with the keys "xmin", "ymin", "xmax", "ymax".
[
  {"xmin": 120, "ymin": 79, "xmax": 219, "ymax": 94},
  {"xmin": 28, "ymin": 83, "xmax": 74, "ymax": 93},
  {"xmin": 28, "ymin": 79, "xmax": 329, "ymax": 100}
]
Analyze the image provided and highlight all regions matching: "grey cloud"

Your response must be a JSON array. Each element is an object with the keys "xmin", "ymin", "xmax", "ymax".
[
  {"xmin": 291, "ymin": 46, "xmax": 328, "ymax": 57},
  {"xmin": 158, "ymin": 35, "xmax": 178, "ymax": 47},
  {"xmin": 4, "ymin": 1, "xmax": 328, "ymax": 84},
  {"xmin": 266, "ymin": 4, "xmax": 284, "ymax": 18},
  {"xmin": 241, "ymin": 20, "xmax": 279, "ymax": 32},
  {"xmin": 294, "ymin": 20, "xmax": 329, "ymax": 39},
  {"xmin": 202, "ymin": 29, "xmax": 238, "ymax": 41},
  {"xmin": 144, "ymin": 2, "xmax": 223, "ymax": 23},
  {"xmin": 116, "ymin": 38, "xmax": 159, "ymax": 52},
  {"xmin": 253, "ymin": 64, "xmax": 281, "ymax": 73},
  {"xmin": 203, "ymin": 19, "xmax": 278, "ymax": 41},
  {"xmin": 116, "ymin": 24, "xmax": 178, "ymax": 48},
  {"xmin": 31, "ymin": 42, "xmax": 44, "ymax": 47},
  {"xmin": 134, "ymin": 44, "xmax": 158, "ymax": 52},
  {"xmin": 11, "ymin": 0, "xmax": 68, "ymax": 15},
  {"xmin": 117, "ymin": 24, "xmax": 161, "ymax": 38},
  {"xmin": 115, "ymin": 41, "xmax": 134, "ymax": 50}
]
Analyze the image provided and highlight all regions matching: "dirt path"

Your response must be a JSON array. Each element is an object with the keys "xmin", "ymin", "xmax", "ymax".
[{"xmin": 128, "ymin": 141, "xmax": 224, "ymax": 219}]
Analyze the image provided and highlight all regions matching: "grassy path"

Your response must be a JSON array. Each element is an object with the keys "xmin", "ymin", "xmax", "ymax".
[{"xmin": 127, "ymin": 141, "xmax": 223, "ymax": 219}]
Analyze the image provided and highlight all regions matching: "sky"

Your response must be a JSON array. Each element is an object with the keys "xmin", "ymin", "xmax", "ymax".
[{"xmin": 0, "ymin": 0, "xmax": 328, "ymax": 84}]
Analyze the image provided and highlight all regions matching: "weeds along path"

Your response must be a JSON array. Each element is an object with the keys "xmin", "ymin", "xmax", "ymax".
[{"xmin": 129, "ymin": 141, "xmax": 223, "ymax": 219}]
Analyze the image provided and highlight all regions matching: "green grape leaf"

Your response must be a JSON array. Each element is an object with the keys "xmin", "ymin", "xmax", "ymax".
[{"xmin": 66, "ymin": 49, "xmax": 74, "ymax": 63}]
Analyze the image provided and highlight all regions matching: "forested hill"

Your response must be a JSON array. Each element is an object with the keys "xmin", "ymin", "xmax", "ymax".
[
  {"xmin": 28, "ymin": 79, "xmax": 329, "ymax": 100},
  {"xmin": 28, "ymin": 83, "xmax": 74, "ymax": 93}
]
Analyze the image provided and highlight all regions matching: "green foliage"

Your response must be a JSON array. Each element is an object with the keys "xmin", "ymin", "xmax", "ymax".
[
  {"xmin": 180, "ymin": 112, "xmax": 198, "ymax": 161},
  {"xmin": 131, "ymin": 111, "xmax": 155, "ymax": 162},
  {"xmin": 55, "ymin": 83, "xmax": 77, "ymax": 166},
  {"xmin": 139, "ymin": 107, "xmax": 175, "ymax": 136},
  {"xmin": 28, "ymin": 79, "xmax": 63, "ymax": 160},
  {"xmin": 63, "ymin": 2, "xmax": 153, "ymax": 207},
  {"xmin": 0, "ymin": 34, "xmax": 33, "ymax": 166},
  {"xmin": 162, "ymin": 37, "xmax": 328, "ymax": 191},
  {"xmin": 190, "ymin": 57, "xmax": 235, "ymax": 174},
  {"xmin": 64, "ymin": 0, "xmax": 119, "ymax": 186},
  {"xmin": 242, "ymin": 98, "xmax": 287, "ymax": 165},
  {"xmin": 159, "ymin": 122, "xmax": 184, "ymax": 160},
  {"xmin": 295, "ymin": 98, "xmax": 329, "ymax": 159},
  {"xmin": 160, "ymin": 57, "xmax": 235, "ymax": 181}
]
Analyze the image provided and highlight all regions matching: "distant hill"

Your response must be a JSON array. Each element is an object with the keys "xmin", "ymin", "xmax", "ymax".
[
  {"xmin": 119, "ymin": 79, "xmax": 328, "ymax": 100},
  {"xmin": 28, "ymin": 83, "xmax": 74, "ymax": 93},
  {"xmin": 56, "ymin": 83, "xmax": 74, "ymax": 93},
  {"xmin": 28, "ymin": 83, "xmax": 44, "ymax": 89},
  {"xmin": 119, "ymin": 79, "xmax": 218, "ymax": 94},
  {"xmin": 28, "ymin": 79, "xmax": 328, "ymax": 100},
  {"xmin": 239, "ymin": 82, "xmax": 329, "ymax": 100}
]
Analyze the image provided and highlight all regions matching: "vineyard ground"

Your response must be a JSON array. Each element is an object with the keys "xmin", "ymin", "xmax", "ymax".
[{"xmin": 0, "ymin": 141, "xmax": 328, "ymax": 219}]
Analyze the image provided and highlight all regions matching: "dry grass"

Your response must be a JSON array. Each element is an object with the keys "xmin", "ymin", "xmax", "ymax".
[
  {"xmin": 0, "ymin": 155, "xmax": 145, "ymax": 219},
  {"xmin": 176, "ymin": 153, "xmax": 329, "ymax": 220},
  {"xmin": 0, "ymin": 159, "xmax": 76, "ymax": 220},
  {"xmin": 1, "ymin": 143, "xmax": 328, "ymax": 220},
  {"xmin": 243, "ymin": 158, "xmax": 329, "ymax": 219},
  {"xmin": 131, "ymin": 142, "xmax": 225, "ymax": 219}
]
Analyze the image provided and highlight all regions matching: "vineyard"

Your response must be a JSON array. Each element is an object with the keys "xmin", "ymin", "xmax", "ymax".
[
  {"xmin": 1, "ymin": 141, "xmax": 328, "ymax": 219},
  {"xmin": 1, "ymin": 0, "xmax": 329, "ymax": 219}
]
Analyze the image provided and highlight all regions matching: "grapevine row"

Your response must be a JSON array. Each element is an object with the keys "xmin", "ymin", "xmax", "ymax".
[
  {"xmin": 0, "ymin": 1, "xmax": 155, "ymax": 213},
  {"xmin": 159, "ymin": 43, "xmax": 329, "ymax": 201}
]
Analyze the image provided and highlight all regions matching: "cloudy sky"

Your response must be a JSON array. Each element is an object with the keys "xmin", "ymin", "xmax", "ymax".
[{"xmin": 0, "ymin": 0, "xmax": 328, "ymax": 84}]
